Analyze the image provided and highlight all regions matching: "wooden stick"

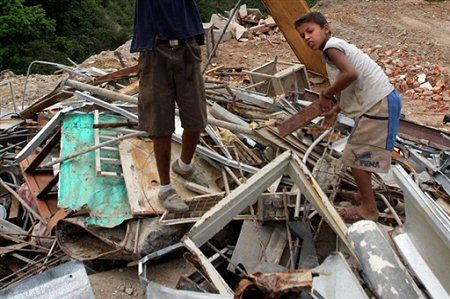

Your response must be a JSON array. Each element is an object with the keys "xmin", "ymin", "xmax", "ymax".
[
  {"xmin": 42, "ymin": 131, "xmax": 144, "ymax": 168},
  {"xmin": 204, "ymin": 65, "xmax": 224, "ymax": 75},
  {"xmin": 234, "ymin": 137, "xmax": 263, "ymax": 164},
  {"xmin": 222, "ymin": 168, "xmax": 230, "ymax": 195}
]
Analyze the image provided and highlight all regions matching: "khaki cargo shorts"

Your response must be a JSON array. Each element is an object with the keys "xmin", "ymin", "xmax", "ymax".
[
  {"xmin": 342, "ymin": 90, "xmax": 402, "ymax": 173},
  {"xmin": 138, "ymin": 39, "xmax": 207, "ymax": 137}
]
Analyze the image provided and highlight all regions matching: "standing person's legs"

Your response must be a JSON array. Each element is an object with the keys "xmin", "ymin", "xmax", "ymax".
[
  {"xmin": 340, "ymin": 96, "xmax": 391, "ymax": 222},
  {"xmin": 153, "ymin": 136, "xmax": 172, "ymax": 185},
  {"xmin": 180, "ymin": 130, "xmax": 201, "ymax": 165},
  {"xmin": 171, "ymin": 39, "xmax": 208, "ymax": 186},
  {"xmin": 138, "ymin": 47, "xmax": 189, "ymax": 212}
]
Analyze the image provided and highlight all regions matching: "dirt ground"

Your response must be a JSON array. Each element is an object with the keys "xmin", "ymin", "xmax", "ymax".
[
  {"xmin": 0, "ymin": 0, "xmax": 449, "ymax": 294},
  {"xmin": 88, "ymin": 258, "xmax": 194, "ymax": 298}
]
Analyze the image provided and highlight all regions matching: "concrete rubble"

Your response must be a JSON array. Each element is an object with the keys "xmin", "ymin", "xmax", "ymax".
[{"xmin": 0, "ymin": 3, "xmax": 449, "ymax": 299}]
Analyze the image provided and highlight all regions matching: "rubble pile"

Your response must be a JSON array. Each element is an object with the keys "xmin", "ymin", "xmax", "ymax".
[
  {"xmin": 0, "ymin": 5, "xmax": 449, "ymax": 299},
  {"xmin": 365, "ymin": 46, "xmax": 449, "ymax": 113},
  {"xmin": 209, "ymin": 5, "xmax": 284, "ymax": 44}
]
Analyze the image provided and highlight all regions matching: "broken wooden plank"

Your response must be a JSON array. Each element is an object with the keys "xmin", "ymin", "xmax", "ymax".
[
  {"xmin": 265, "ymin": 224, "xmax": 288, "ymax": 265},
  {"xmin": 92, "ymin": 64, "xmax": 138, "ymax": 85},
  {"xmin": 118, "ymin": 80, "xmax": 139, "ymax": 95},
  {"xmin": 278, "ymin": 100, "xmax": 321, "ymax": 137},
  {"xmin": 119, "ymin": 138, "xmax": 165, "ymax": 216}
]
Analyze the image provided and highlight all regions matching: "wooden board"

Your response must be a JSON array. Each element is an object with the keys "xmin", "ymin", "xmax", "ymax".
[
  {"xmin": 278, "ymin": 100, "xmax": 321, "ymax": 136},
  {"xmin": 119, "ymin": 138, "xmax": 165, "ymax": 216},
  {"xmin": 118, "ymin": 80, "xmax": 139, "ymax": 95},
  {"xmin": 261, "ymin": 0, "xmax": 327, "ymax": 77}
]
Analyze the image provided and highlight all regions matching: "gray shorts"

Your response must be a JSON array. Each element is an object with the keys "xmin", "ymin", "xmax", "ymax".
[{"xmin": 138, "ymin": 39, "xmax": 207, "ymax": 137}]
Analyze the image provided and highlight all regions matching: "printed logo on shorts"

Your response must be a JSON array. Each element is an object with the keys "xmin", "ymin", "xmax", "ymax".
[{"xmin": 352, "ymin": 150, "xmax": 380, "ymax": 168}]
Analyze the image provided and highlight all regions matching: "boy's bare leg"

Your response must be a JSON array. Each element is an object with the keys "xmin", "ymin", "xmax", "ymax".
[
  {"xmin": 340, "ymin": 168, "xmax": 379, "ymax": 221},
  {"xmin": 180, "ymin": 130, "xmax": 201, "ymax": 164},
  {"xmin": 153, "ymin": 136, "xmax": 172, "ymax": 185}
]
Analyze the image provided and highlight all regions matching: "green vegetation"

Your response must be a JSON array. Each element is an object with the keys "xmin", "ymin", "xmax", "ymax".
[{"xmin": 1, "ymin": 0, "xmax": 135, "ymax": 74}]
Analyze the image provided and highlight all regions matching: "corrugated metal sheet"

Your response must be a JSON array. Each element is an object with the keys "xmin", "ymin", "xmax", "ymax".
[{"xmin": 59, "ymin": 113, "xmax": 131, "ymax": 227}]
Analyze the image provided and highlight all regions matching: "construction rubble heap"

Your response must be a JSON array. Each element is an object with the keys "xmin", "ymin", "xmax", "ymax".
[{"xmin": 0, "ymin": 3, "xmax": 449, "ymax": 299}]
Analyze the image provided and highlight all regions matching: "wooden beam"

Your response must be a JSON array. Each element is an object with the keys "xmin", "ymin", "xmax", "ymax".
[
  {"xmin": 119, "ymin": 138, "xmax": 164, "ymax": 216},
  {"xmin": 261, "ymin": 0, "xmax": 327, "ymax": 77},
  {"xmin": 183, "ymin": 237, "xmax": 234, "ymax": 296}
]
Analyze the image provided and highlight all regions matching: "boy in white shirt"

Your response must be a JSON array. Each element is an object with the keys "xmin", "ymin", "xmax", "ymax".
[{"xmin": 295, "ymin": 12, "xmax": 402, "ymax": 222}]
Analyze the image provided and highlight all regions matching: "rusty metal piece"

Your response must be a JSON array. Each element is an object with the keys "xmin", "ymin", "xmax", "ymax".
[
  {"xmin": 56, "ymin": 216, "xmax": 186, "ymax": 261},
  {"xmin": 399, "ymin": 119, "xmax": 450, "ymax": 150},
  {"xmin": 19, "ymin": 155, "xmax": 55, "ymax": 222},
  {"xmin": 235, "ymin": 270, "xmax": 313, "ymax": 299},
  {"xmin": 45, "ymin": 208, "xmax": 71, "ymax": 236},
  {"xmin": 56, "ymin": 217, "xmax": 133, "ymax": 261},
  {"xmin": 19, "ymin": 80, "xmax": 72, "ymax": 119},
  {"xmin": 92, "ymin": 64, "xmax": 138, "ymax": 85}
]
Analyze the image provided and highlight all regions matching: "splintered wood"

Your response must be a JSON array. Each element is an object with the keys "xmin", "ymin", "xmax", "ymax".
[
  {"xmin": 119, "ymin": 138, "xmax": 165, "ymax": 216},
  {"xmin": 278, "ymin": 100, "xmax": 322, "ymax": 137}
]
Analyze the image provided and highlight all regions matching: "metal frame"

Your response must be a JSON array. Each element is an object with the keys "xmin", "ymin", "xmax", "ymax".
[
  {"xmin": 184, "ymin": 150, "xmax": 356, "ymax": 259},
  {"xmin": 393, "ymin": 164, "xmax": 450, "ymax": 298},
  {"xmin": 184, "ymin": 150, "xmax": 291, "ymax": 247}
]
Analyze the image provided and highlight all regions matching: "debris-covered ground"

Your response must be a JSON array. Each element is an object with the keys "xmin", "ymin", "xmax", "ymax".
[{"xmin": 0, "ymin": 1, "xmax": 449, "ymax": 298}]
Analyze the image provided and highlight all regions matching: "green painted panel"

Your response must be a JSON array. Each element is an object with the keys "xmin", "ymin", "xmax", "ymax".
[{"xmin": 59, "ymin": 113, "xmax": 132, "ymax": 228}]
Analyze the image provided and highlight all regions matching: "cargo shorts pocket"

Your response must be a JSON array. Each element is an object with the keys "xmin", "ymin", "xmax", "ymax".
[{"xmin": 138, "ymin": 52, "xmax": 152, "ymax": 76}]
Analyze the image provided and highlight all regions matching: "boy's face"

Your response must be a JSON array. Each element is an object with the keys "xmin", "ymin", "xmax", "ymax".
[{"xmin": 297, "ymin": 22, "xmax": 330, "ymax": 50}]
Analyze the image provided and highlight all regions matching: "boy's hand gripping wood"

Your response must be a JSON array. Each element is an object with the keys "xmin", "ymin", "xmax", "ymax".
[{"xmin": 278, "ymin": 91, "xmax": 336, "ymax": 137}]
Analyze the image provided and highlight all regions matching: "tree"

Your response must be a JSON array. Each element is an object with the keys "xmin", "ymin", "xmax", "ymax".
[{"xmin": 0, "ymin": 0, "xmax": 56, "ymax": 73}]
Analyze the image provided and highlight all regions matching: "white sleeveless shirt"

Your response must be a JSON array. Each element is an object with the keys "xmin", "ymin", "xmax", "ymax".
[{"xmin": 323, "ymin": 37, "xmax": 394, "ymax": 118}]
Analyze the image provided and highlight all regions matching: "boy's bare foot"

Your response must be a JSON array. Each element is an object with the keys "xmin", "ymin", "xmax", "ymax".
[
  {"xmin": 339, "ymin": 191, "xmax": 362, "ymax": 206},
  {"xmin": 339, "ymin": 205, "xmax": 379, "ymax": 223}
]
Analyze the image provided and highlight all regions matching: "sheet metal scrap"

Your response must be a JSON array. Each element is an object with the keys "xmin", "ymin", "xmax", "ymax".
[
  {"xmin": 0, "ymin": 261, "xmax": 95, "ymax": 299},
  {"xmin": 58, "ymin": 113, "xmax": 132, "ymax": 228},
  {"xmin": 235, "ymin": 270, "xmax": 313, "ymax": 299}
]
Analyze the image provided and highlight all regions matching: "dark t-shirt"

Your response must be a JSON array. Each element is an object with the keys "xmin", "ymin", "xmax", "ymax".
[{"xmin": 130, "ymin": 0, "xmax": 205, "ymax": 53}]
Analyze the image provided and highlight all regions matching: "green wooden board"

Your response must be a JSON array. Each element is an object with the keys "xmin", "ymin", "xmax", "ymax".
[{"xmin": 59, "ymin": 113, "xmax": 132, "ymax": 227}]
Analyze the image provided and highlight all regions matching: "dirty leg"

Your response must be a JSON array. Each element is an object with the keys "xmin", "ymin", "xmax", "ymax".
[
  {"xmin": 180, "ymin": 130, "xmax": 201, "ymax": 164},
  {"xmin": 154, "ymin": 135, "xmax": 172, "ymax": 185}
]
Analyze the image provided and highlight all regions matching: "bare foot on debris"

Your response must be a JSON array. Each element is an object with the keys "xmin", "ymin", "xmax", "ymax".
[
  {"xmin": 339, "ymin": 191, "xmax": 362, "ymax": 206},
  {"xmin": 339, "ymin": 205, "xmax": 379, "ymax": 223}
]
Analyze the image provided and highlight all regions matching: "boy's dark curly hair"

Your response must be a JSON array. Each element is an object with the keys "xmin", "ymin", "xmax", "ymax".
[{"xmin": 294, "ymin": 12, "xmax": 328, "ymax": 28}]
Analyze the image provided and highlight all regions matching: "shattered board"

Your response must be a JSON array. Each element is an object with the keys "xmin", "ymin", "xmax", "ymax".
[{"xmin": 59, "ymin": 113, "xmax": 132, "ymax": 227}]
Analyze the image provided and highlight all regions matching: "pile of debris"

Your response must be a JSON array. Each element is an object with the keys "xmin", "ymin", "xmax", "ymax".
[
  {"xmin": 364, "ymin": 45, "xmax": 449, "ymax": 109},
  {"xmin": 209, "ymin": 4, "xmax": 281, "ymax": 43},
  {"xmin": 1, "ymin": 53, "xmax": 449, "ymax": 297},
  {"xmin": 1, "ymin": 5, "xmax": 449, "ymax": 299}
]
